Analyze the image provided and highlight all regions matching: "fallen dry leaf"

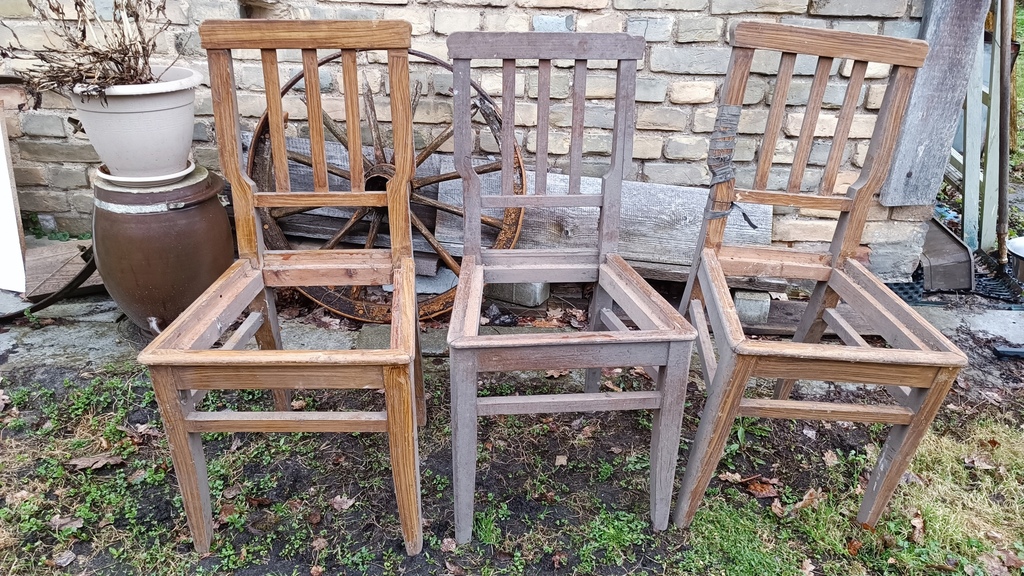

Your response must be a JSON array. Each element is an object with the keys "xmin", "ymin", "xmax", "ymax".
[
  {"xmin": 847, "ymin": 539, "xmax": 863, "ymax": 556},
  {"xmin": 985, "ymin": 530, "xmax": 1005, "ymax": 543},
  {"xmin": 964, "ymin": 454, "xmax": 997, "ymax": 470},
  {"xmin": 53, "ymin": 550, "xmax": 76, "ymax": 568},
  {"xmin": 997, "ymin": 548, "xmax": 1024, "ymax": 569},
  {"xmin": 445, "ymin": 559, "xmax": 467, "ymax": 576},
  {"xmin": 331, "ymin": 495, "xmax": 356, "ymax": 511},
  {"xmin": 910, "ymin": 510, "xmax": 926, "ymax": 544},
  {"xmin": 544, "ymin": 369, "xmax": 569, "ymax": 379},
  {"xmin": 979, "ymin": 553, "xmax": 1012, "ymax": 576},
  {"xmin": 311, "ymin": 537, "xmax": 328, "ymax": 552},
  {"xmin": 718, "ymin": 472, "xmax": 742, "ymax": 484},
  {"xmin": 222, "ymin": 484, "xmax": 243, "ymax": 499},
  {"xmin": 802, "ymin": 427, "xmax": 817, "ymax": 441},
  {"xmin": 306, "ymin": 511, "xmax": 321, "ymax": 525},
  {"xmin": 553, "ymin": 550, "xmax": 568, "ymax": 568},
  {"xmin": 745, "ymin": 481, "xmax": 779, "ymax": 499},
  {"xmin": 770, "ymin": 498, "xmax": 786, "ymax": 518},
  {"xmin": 793, "ymin": 488, "xmax": 824, "ymax": 512},
  {"xmin": 554, "ymin": 455, "xmax": 568, "ymax": 467},
  {"xmin": 48, "ymin": 515, "xmax": 84, "ymax": 531},
  {"xmin": 602, "ymin": 380, "xmax": 622, "ymax": 392},
  {"xmin": 440, "ymin": 537, "xmax": 457, "ymax": 553},
  {"xmin": 310, "ymin": 566, "xmax": 324, "ymax": 576},
  {"xmin": 291, "ymin": 399, "xmax": 307, "ymax": 410},
  {"xmin": 580, "ymin": 425, "xmax": 597, "ymax": 439},
  {"xmin": 68, "ymin": 453, "xmax": 124, "ymax": 471},
  {"xmin": 0, "ymin": 389, "xmax": 9, "ymax": 412},
  {"xmin": 799, "ymin": 558, "xmax": 815, "ymax": 575},
  {"xmin": 822, "ymin": 450, "xmax": 839, "ymax": 468},
  {"xmin": 608, "ymin": 446, "xmax": 623, "ymax": 454}
]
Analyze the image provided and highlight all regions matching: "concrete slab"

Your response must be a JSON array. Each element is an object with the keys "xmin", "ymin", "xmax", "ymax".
[{"xmin": 0, "ymin": 290, "xmax": 28, "ymax": 316}]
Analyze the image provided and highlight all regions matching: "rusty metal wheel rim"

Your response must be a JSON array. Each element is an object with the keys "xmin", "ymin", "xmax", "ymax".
[{"xmin": 246, "ymin": 49, "xmax": 526, "ymax": 323}]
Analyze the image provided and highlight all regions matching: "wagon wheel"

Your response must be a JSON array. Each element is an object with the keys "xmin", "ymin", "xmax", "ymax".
[{"xmin": 246, "ymin": 49, "xmax": 526, "ymax": 323}]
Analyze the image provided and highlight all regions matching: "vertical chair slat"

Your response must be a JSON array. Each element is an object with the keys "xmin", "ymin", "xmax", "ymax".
[
  {"xmin": 820, "ymin": 59, "xmax": 867, "ymax": 196},
  {"xmin": 454, "ymin": 58, "xmax": 482, "ymax": 259},
  {"xmin": 387, "ymin": 49, "xmax": 415, "ymax": 263},
  {"xmin": 598, "ymin": 58, "xmax": 637, "ymax": 256},
  {"xmin": 342, "ymin": 49, "xmax": 364, "ymax": 192},
  {"xmin": 569, "ymin": 59, "xmax": 587, "ymax": 195},
  {"xmin": 302, "ymin": 49, "xmax": 329, "ymax": 192},
  {"xmin": 535, "ymin": 59, "xmax": 552, "ymax": 196},
  {"xmin": 788, "ymin": 56, "xmax": 833, "ymax": 193},
  {"xmin": 260, "ymin": 49, "xmax": 290, "ymax": 193},
  {"xmin": 755, "ymin": 52, "xmax": 796, "ymax": 190},
  {"xmin": 501, "ymin": 59, "xmax": 516, "ymax": 196}
]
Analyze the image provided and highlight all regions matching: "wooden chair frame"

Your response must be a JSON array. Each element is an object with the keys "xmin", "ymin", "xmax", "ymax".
[
  {"xmin": 137, "ymin": 20, "xmax": 425, "ymax": 555},
  {"xmin": 674, "ymin": 22, "xmax": 968, "ymax": 529},
  {"xmin": 445, "ymin": 32, "xmax": 697, "ymax": 544}
]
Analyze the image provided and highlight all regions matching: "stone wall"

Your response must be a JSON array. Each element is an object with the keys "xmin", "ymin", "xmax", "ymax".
[{"xmin": 1, "ymin": 0, "xmax": 930, "ymax": 280}]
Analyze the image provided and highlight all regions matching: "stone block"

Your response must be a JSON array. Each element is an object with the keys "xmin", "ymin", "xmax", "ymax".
[
  {"xmin": 712, "ymin": 0, "xmax": 806, "ymax": 13},
  {"xmin": 890, "ymin": 204, "xmax": 934, "ymax": 222},
  {"xmin": 434, "ymin": 9, "xmax": 482, "ymax": 34},
  {"xmin": 910, "ymin": 0, "xmax": 923, "ymax": 17},
  {"xmin": 440, "ymin": 0, "xmax": 512, "ymax": 5},
  {"xmin": 744, "ymin": 77, "xmax": 767, "ymax": 105},
  {"xmin": 651, "ymin": 46, "xmax": 731, "ymax": 74},
  {"xmin": 733, "ymin": 290, "xmax": 770, "ymax": 325},
  {"xmin": 521, "ymin": 0, "xmax": 607, "ymax": 6},
  {"xmin": 484, "ymin": 12, "xmax": 529, "ymax": 31},
  {"xmin": 0, "ymin": 86, "xmax": 30, "ymax": 110},
  {"xmin": 485, "ymin": 282, "xmax": 551, "ymax": 307},
  {"xmin": 664, "ymin": 135, "xmax": 708, "ymax": 161},
  {"xmin": 865, "ymin": 85, "xmax": 886, "ymax": 109},
  {"xmin": 583, "ymin": 132, "xmax": 613, "ymax": 154},
  {"xmin": 18, "ymin": 189, "xmax": 71, "ymax": 213},
  {"xmin": 480, "ymin": 71, "xmax": 526, "ymax": 98},
  {"xmin": 772, "ymin": 216, "xmax": 837, "ymax": 242},
  {"xmin": 18, "ymin": 141, "xmax": 99, "ymax": 163},
  {"xmin": 840, "ymin": 59, "xmax": 891, "ymax": 79},
  {"xmin": 643, "ymin": 162, "xmax": 710, "ymax": 186},
  {"xmin": 883, "ymin": 20, "xmax": 921, "ymax": 38},
  {"xmin": 866, "ymin": 241, "xmax": 925, "ymax": 281},
  {"xmin": 810, "ymin": 0, "xmax": 906, "ymax": 17},
  {"xmin": 632, "ymin": 134, "xmax": 663, "ymax": 159},
  {"xmin": 635, "ymin": 77, "xmax": 668, "ymax": 103},
  {"xmin": 734, "ymin": 137, "xmax": 757, "ymax": 162},
  {"xmin": 386, "ymin": 7, "xmax": 434, "ymax": 35},
  {"xmin": 192, "ymin": 121, "xmax": 213, "ymax": 142},
  {"xmin": 533, "ymin": 14, "xmax": 575, "ymax": 32},
  {"xmin": 13, "ymin": 166, "xmax": 45, "ymax": 187},
  {"xmin": 779, "ymin": 16, "xmax": 827, "ymax": 28},
  {"xmin": 40, "ymin": 90, "xmax": 73, "ymax": 110},
  {"xmin": 69, "ymin": 191, "xmax": 95, "ymax": 213},
  {"xmin": 193, "ymin": 147, "xmax": 221, "ymax": 171},
  {"xmin": 637, "ymin": 107, "xmax": 689, "ymax": 131},
  {"xmin": 5, "ymin": 115, "xmax": 21, "ymax": 138},
  {"xmin": 525, "ymin": 131, "xmax": 570, "ymax": 154},
  {"xmin": 668, "ymin": 81, "xmax": 716, "ymax": 105},
  {"xmin": 614, "ymin": 0, "xmax": 705, "ymax": 8},
  {"xmin": 833, "ymin": 20, "xmax": 880, "ymax": 35},
  {"xmin": 302, "ymin": 5, "xmax": 380, "ymax": 19},
  {"xmin": 692, "ymin": 107, "xmax": 717, "ymax": 132},
  {"xmin": 627, "ymin": 16, "xmax": 673, "ymax": 41},
  {"xmin": 783, "ymin": 112, "xmax": 876, "ymax": 139},
  {"xmin": 675, "ymin": 15, "xmax": 725, "ymax": 42},
  {"xmin": 863, "ymin": 220, "xmax": 926, "ymax": 244},
  {"xmin": 0, "ymin": 0, "xmax": 33, "ymax": 17},
  {"xmin": 526, "ymin": 69, "xmax": 571, "ymax": 99},
  {"xmin": 853, "ymin": 141, "xmax": 869, "ymax": 167},
  {"xmin": 585, "ymin": 74, "xmax": 619, "ymax": 99},
  {"xmin": 0, "ymin": 23, "xmax": 58, "ymax": 51},
  {"xmin": 578, "ymin": 12, "xmax": 624, "ymax": 32},
  {"xmin": 46, "ymin": 166, "xmax": 88, "ymax": 190}
]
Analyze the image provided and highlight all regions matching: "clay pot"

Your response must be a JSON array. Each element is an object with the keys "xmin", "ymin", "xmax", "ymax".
[{"xmin": 92, "ymin": 166, "xmax": 233, "ymax": 333}]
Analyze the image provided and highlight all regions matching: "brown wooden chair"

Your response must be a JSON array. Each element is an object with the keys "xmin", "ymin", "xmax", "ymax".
[
  {"xmin": 445, "ymin": 32, "xmax": 697, "ymax": 544},
  {"xmin": 137, "ymin": 20, "xmax": 424, "ymax": 555},
  {"xmin": 674, "ymin": 22, "xmax": 968, "ymax": 529}
]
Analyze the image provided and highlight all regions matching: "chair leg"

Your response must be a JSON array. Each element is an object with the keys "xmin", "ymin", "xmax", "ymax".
[
  {"xmin": 649, "ymin": 341, "xmax": 692, "ymax": 530},
  {"xmin": 584, "ymin": 284, "xmax": 613, "ymax": 394},
  {"xmin": 150, "ymin": 367, "xmax": 213, "ymax": 552},
  {"xmin": 450, "ymin": 348, "xmax": 478, "ymax": 544},
  {"xmin": 773, "ymin": 281, "xmax": 839, "ymax": 400},
  {"xmin": 251, "ymin": 286, "xmax": 292, "ymax": 411},
  {"xmin": 383, "ymin": 364, "xmax": 423, "ymax": 555},
  {"xmin": 414, "ymin": 331, "xmax": 427, "ymax": 427},
  {"xmin": 857, "ymin": 367, "xmax": 958, "ymax": 527},
  {"xmin": 673, "ymin": 352, "xmax": 756, "ymax": 528}
]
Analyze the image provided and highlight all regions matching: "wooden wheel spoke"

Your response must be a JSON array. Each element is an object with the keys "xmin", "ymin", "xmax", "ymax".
[
  {"xmin": 363, "ymin": 79, "xmax": 387, "ymax": 165},
  {"xmin": 410, "ymin": 80, "xmax": 423, "ymax": 125},
  {"xmin": 410, "ymin": 212, "xmax": 461, "ymax": 277},
  {"xmin": 287, "ymin": 150, "xmax": 351, "ymax": 181},
  {"xmin": 410, "ymin": 193, "xmax": 505, "ymax": 229},
  {"xmin": 348, "ymin": 208, "xmax": 385, "ymax": 299},
  {"xmin": 320, "ymin": 206, "xmax": 370, "ymax": 250},
  {"xmin": 320, "ymin": 108, "xmax": 372, "ymax": 173},
  {"xmin": 415, "ymin": 125, "xmax": 453, "ymax": 168},
  {"xmin": 412, "ymin": 160, "xmax": 501, "ymax": 189}
]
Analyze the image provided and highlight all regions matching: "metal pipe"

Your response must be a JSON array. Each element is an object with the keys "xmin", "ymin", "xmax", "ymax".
[{"xmin": 997, "ymin": 0, "xmax": 1014, "ymax": 264}]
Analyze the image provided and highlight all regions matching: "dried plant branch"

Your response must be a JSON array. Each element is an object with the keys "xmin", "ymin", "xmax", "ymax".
[{"xmin": 0, "ymin": 0, "xmax": 172, "ymax": 97}]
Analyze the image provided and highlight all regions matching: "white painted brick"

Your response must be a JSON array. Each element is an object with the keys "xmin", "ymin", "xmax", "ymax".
[
  {"xmin": 626, "ymin": 16, "xmax": 673, "ymax": 41},
  {"xmin": 668, "ymin": 80, "xmax": 716, "ymax": 104},
  {"xmin": 480, "ymin": 71, "xmax": 526, "ymax": 98},
  {"xmin": 637, "ymin": 107, "xmax": 689, "ymax": 131},
  {"xmin": 784, "ymin": 113, "xmax": 876, "ymax": 139},
  {"xmin": 525, "ymin": 131, "xmax": 570, "ymax": 154},
  {"xmin": 434, "ymin": 9, "xmax": 482, "ymax": 34},
  {"xmin": 0, "ymin": 0, "xmax": 32, "ymax": 17},
  {"xmin": 865, "ymin": 85, "xmax": 886, "ymax": 109},
  {"xmin": 578, "ymin": 12, "xmax": 624, "ymax": 32},
  {"xmin": 384, "ymin": 7, "xmax": 432, "ymax": 35},
  {"xmin": 632, "ymin": 134, "xmax": 664, "ymax": 159},
  {"xmin": 483, "ymin": 12, "xmax": 530, "ymax": 31},
  {"xmin": 712, "ymin": 0, "xmax": 806, "ymax": 14},
  {"xmin": 665, "ymin": 135, "xmax": 708, "ymax": 160},
  {"xmin": 841, "ymin": 59, "xmax": 891, "ymax": 79},
  {"xmin": 644, "ymin": 162, "xmax": 710, "ymax": 186},
  {"xmin": 650, "ymin": 46, "xmax": 731, "ymax": 74},
  {"xmin": 675, "ymin": 15, "xmax": 725, "ymax": 42},
  {"xmin": 772, "ymin": 216, "xmax": 837, "ymax": 242}
]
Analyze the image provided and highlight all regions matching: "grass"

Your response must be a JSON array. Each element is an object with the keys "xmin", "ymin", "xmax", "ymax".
[{"xmin": 2, "ymin": 360, "xmax": 1023, "ymax": 575}]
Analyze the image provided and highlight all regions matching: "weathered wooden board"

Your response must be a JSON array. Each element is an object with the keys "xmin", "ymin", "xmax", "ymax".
[
  {"xmin": 435, "ymin": 157, "xmax": 771, "ymax": 267},
  {"xmin": 24, "ymin": 240, "xmax": 104, "ymax": 301},
  {"xmin": 879, "ymin": 0, "xmax": 990, "ymax": 206}
]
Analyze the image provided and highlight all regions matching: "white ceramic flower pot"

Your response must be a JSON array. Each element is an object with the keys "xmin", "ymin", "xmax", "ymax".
[{"xmin": 72, "ymin": 66, "xmax": 203, "ymax": 183}]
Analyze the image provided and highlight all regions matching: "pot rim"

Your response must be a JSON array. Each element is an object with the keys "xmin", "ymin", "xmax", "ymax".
[{"xmin": 73, "ymin": 66, "xmax": 203, "ymax": 97}]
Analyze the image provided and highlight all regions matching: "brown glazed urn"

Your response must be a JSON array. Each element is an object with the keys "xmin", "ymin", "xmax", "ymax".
[{"xmin": 92, "ymin": 166, "xmax": 233, "ymax": 334}]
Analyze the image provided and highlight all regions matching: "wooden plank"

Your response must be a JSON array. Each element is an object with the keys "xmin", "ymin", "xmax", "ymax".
[
  {"xmin": 480, "ymin": 248, "xmax": 600, "ymax": 267},
  {"xmin": 185, "ymin": 410, "xmax": 388, "ymax": 433},
  {"xmin": 341, "ymin": 50, "xmax": 363, "ymax": 192},
  {"xmin": 535, "ymin": 59, "xmax": 552, "ymax": 194},
  {"xmin": 382, "ymin": 363, "xmax": 423, "ymax": 555},
  {"xmin": 742, "ymin": 339, "xmax": 961, "ymax": 368},
  {"xmin": 750, "ymin": 352, "xmax": 941, "ymax": 388},
  {"xmin": 821, "ymin": 308, "xmax": 868, "ymax": 347},
  {"xmin": 789, "ymin": 56, "xmax": 833, "ymax": 192},
  {"xmin": 717, "ymin": 253, "xmax": 833, "ymax": 282},
  {"xmin": 254, "ymin": 192, "xmax": 388, "ymax": 208},
  {"xmin": 820, "ymin": 60, "xmax": 866, "ymax": 195},
  {"xmin": 221, "ymin": 312, "xmax": 264, "ymax": 351},
  {"xmin": 599, "ymin": 57, "xmax": 636, "ymax": 257},
  {"xmin": 732, "ymin": 22, "xmax": 928, "ymax": 67},
  {"xmin": 454, "ymin": 333, "xmax": 680, "ymax": 372},
  {"xmin": 451, "ymin": 58, "xmax": 481, "ymax": 259},
  {"xmin": 698, "ymin": 249, "xmax": 746, "ymax": 347},
  {"xmin": 600, "ymin": 254, "xmax": 692, "ymax": 332},
  {"xmin": 689, "ymin": 299, "xmax": 718, "ymax": 383},
  {"xmin": 261, "ymin": 49, "xmax": 290, "ymax": 193},
  {"xmin": 476, "ymin": 391, "xmax": 662, "ymax": 416},
  {"xmin": 447, "ymin": 32, "xmax": 644, "ymax": 60},
  {"xmin": 143, "ymin": 347, "xmax": 410, "ymax": 367},
  {"xmin": 262, "ymin": 250, "xmax": 393, "ymax": 287},
  {"xmin": 23, "ymin": 241, "xmax": 103, "ymax": 301},
  {"xmin": 449, "ymin": 347, "xmax": 479, "ymax": 545},
  {"xmin": 756, "ymin": 52, "xmax": 796, "ymax": 190},
  {"xmin": 386, "ymin": 48, "xmax": 416, "ymax": 263},
  {"xmin": 199, "ymin": 20, "xmax": 412, "ymax": 50},
  {"xmin": 483, "ymin": 264, "xmax": 598, "ymax": 284},
  {"xmin": 501, "ymin": 59, "xmax": 516, "ymax": 197},
  {"xmin": 568, "ymin": 60, "xmax": 586, "ymax": 195},
  {"xmin": 738, "ymin": 398, "xmax": 914, "ymax": 425},
  {"xmin": 828, "ymin": 270, "xmax": 928, "ymax": 351},
  {"xmin": 390, "ymin": 258, "xmax": 418, "ymax": 354},
  {"xmin": 961, "ymin": 36, "xmax": 984, "ymax": 251},
  {"xmin": 172, "ymin": 364, "xmax": 385, "ymax": 390},
  {"xmin": 733, "ymin": 188, "xmax": 853, "ymax": 211},
  {"xmin": 302, "ymin": 49, "xmax": 329, "ymax": 192},
  {"xmin": 479, "ymin": 194, "xmax": 605, "ymax": 209},
  {"xmin": 447, "ymin": 256, "xmax": 483, "ymax": 342},
  {"xmin": 879, "ymin": 0, "xmax": 990, "ymax": 206}
]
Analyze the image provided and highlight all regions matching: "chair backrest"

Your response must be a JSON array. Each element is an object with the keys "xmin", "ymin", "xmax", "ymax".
[
  {"xmin": 702, "ymin": 22, "xmax": 928, "ymax": 266},
  {"xmin": 199, "ymin": 20, "xmax": 415, "ymax": 269},
  {"xmin": 447, "ymin": 32, "xmax": 645, "ymax": 261}
]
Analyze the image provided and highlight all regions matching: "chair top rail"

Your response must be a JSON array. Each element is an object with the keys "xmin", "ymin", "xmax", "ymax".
[
  {"xmin": 731, "ymin": 22, "xmax": 927, "ymax": 68},
  {"xmin": 447, "ymin": 32, "xmax": 645, "ymax": 61},
  {"xmin": 200, "ymin": 20, "xmax": 412, "ymax": 50}
]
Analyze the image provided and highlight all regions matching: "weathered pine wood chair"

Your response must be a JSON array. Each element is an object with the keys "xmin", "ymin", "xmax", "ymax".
[
  {"xmin": 674, "ymin": 22, "xmax": 968, "ymax": 529},
  {"xmin": 445, "ymin": 32, "xmax": 697, "ymax": 544},
  {"xmin": 137, "ymin": 20, "xmax": 424, "ymax": 555}
]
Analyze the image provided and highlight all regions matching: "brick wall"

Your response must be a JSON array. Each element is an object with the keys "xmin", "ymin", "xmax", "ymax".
[{"xmin": 1, "ymin": 0, "xmax": 930, "ymax": 280}]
